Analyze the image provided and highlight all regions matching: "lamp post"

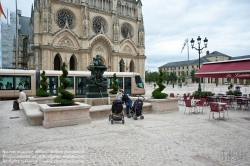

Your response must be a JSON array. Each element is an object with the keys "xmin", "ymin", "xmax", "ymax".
[{"xmin": 190, "ymin": 36, "xmax": 208, "ymax": 92}]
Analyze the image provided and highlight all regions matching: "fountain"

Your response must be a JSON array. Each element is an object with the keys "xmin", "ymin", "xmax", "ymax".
[{"xmin": 85, "ymin": 55, "xmax": 110, "ymax": 105}]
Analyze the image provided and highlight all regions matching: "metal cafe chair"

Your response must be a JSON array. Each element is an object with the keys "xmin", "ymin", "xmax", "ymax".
[
  {"xmin": 184, "ymin": 99, "xmax": 197, "ymax": 114},
  {"xmin": 196, "ymin": 98, "xmax": 207, "ymax": 114},
  {"xmin": 209, "ymin": 102, "xmax": 223, "ymax": 121}
]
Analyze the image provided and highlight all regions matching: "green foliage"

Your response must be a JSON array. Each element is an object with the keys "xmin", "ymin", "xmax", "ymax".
[
  {"xmin": 190, "ymin": 69, "xmax": 199, "ymax": 83},
  {"xmin": 180, "ymin": 71, "xmax": 186, "ymax": 83},
  {"xmin": 233, "ymin": 90, "xmax": 242, "ymax": 96},
  {"xmin": 152, "ymin": 69, "xmax": 168, "ymax": 99},
  {"xmin": 192, "ymin": 91, "xmax": 214, "ymax": 98},
  {"xmin": 169, "ymin": 71, "xmax": 178, "ymax": 84},
  {"xmin": 53, "ymin": 63, "xmax": 75, "ymax": 106},
  {"xmin": 145, "ymin": 70, "xmax": 159, "ymax": 83},
  {"xmin": 109, "ymin": 73, "xmax": 118, "ymax": 94},
  {"xmin": 36, "ymin": 70, "xmax": 51, "ymax": 97},
  {"xmin": 226, "ymin": 90, "xmax": 242, "ymax": 96},
  {"xmin": 226, "ymin": 90, "xmax": 234, "ymax": 95}
]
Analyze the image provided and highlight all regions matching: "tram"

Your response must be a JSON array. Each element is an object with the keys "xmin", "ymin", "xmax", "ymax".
[{"xmin": 0, "ymin": 69, "xmax": 145, "ymax": 99}]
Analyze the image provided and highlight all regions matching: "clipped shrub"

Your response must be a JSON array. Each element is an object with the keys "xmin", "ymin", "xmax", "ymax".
[
  {"xmin": 109, "ymin": 73, "xmax": 118, "ymax": 94},
  {"xmin": 36, "ymin": 70, "xmax": 51, "ymax": 97},
  {"xmin": 233, "ymin": 90, "xmax": 242, "ymax": 96},
  {"xmin": 152, "ymin": 69, "xmax": 168, "ymax": 99},
  {"xmin": 192, "ymin": 91, "xmax": 213, "ymax": 98},
  {"xmin": 226, "ymin": 90, "xmax": 234, "ymax": 95},
  {"xmin": 53, "ymin": 63, "xmax": 75, "ymax": 106}
]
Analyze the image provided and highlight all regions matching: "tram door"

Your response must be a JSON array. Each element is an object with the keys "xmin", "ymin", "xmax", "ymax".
[
  {"xmin": 47, "ymin": 76, "xmax": 58, "ymax": 96},
  {"xmin": 75, "ymin": 77, "xmax": 87, "ymax": 97},
  {"xmin": 124, "ymin": 77, "xmax": 131, "ymax": 95}
]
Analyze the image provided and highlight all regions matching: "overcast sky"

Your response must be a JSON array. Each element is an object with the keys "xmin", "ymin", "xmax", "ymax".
[{"xmin": 1, "ymin": 0, "xmax": 250, "ymax": 71}]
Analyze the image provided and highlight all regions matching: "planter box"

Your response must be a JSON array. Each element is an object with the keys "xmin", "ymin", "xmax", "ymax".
[
  {"xmin": 28, "ymin": 96, "xmax": 56, "ymax": 104},
  {"xmin": 144, "ymin": 98, "xmax": 179, "ymax": 113},
  {"xmin": 39, "ymin": 102, "xmax": 91, "ymax": 128}
]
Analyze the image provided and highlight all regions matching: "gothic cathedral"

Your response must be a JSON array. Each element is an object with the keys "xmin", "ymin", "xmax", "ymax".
[{"xmin": 28, "ymin": 0, "xmax": 146, "ymax": 79}]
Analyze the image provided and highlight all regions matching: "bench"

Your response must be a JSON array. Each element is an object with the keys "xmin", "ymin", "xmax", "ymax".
[
  {"xmin": 89, "ymin": 102, "xmax": 152, "ymax": 119},
  {"xmin": 21, "ymin": 102, "xmax": 44, "ymax": 126}
]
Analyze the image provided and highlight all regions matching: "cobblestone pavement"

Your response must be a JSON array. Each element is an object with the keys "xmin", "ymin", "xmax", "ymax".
[{"xmin": 0, "ymin": 99, "xmax": 250, "ymax": 166}]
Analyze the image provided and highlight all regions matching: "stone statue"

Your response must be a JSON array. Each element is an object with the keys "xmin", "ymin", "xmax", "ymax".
[{"xmin": 83, "ymin": 16, "xmax": 90, "ymax": 37}]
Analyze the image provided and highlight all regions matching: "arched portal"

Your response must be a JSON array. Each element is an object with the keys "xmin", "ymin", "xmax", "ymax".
[
  {"xmin": 119, "ymin": 59, "xmax": 125, "ymax": 72},
  {"xmin": 129, "ymin": 60, "xmax": 135, "ymax": 72},
  {"xmin": 54, "ymin": 54, "xmax": 62, "ymax": 70},
  {"xmin": 70, "ymin": 55, "xmax": 76, "ymax": 70}
]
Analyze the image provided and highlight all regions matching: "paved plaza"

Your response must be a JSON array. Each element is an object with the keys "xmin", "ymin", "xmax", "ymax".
[{"xmin": 0, "ymin": 86, "xmax": 250, "ymax": 166}]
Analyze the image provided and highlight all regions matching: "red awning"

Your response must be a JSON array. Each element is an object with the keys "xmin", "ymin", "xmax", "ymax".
[{"xmin": 195, "ymin": 59, "xmax": 250, "ymax": 79}]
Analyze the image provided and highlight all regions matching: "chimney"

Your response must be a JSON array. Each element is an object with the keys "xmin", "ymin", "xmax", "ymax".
[{"xmin": 206, "ymin": 51, "xmax": 209, "ymax": 55}]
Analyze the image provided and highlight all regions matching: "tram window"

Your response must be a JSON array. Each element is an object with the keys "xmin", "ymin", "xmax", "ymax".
[
  {"xmin": 0, "ymin": 76, "xmax": 14, "ymax": 90},
  {"xmin": 47, "ymin": 76, "xmax": 58, "ymax": 95},
  {"xmin": 15, "ymin": 76, "xmax": 31, "ymax": 90},
  {"xmin": 106, "ymin": 77, "xmax": 112, "ymax": 89},
  {"xmin": 66, "ymin": 77, "xmax": 74, "ymax": 89},
  {"xmin": 135, "ymin": 75, "xmax": 144, "ymax": 88},
  {"xmin": 107, "ymin": 77, "xmax": 123, "ymax": 89},
  {"xmin": 117, "ymin": 77, "xmax": 123, "ymax": 89}
]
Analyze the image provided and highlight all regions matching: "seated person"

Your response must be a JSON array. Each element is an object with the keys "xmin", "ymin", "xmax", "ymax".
[
  {"xmin": 12, "ymin": 87, "xmax": 27, "ymax": 111},
  {"xmin": 116, "ymin": 88, "xmax": 123, "ymax": 101}
]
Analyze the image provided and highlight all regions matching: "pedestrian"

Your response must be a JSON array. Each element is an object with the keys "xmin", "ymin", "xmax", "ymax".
[
  {"xmin": 122, "ymin": 91, "xmax": 132, "ymax": 118},
  {"xmin": 116, "ymin": 88, "xmax": 123, "ymax": 101},
  {"xmin": 154, "ymin": 83, "xmax": 156, "ymax": 89},
  {"xmin": 230, "ymin": 83, "xmax": 233, "ymax": 90},
  {"xmin": 12, "ymin": 87, "xmax": 27, "ymax": 111}
]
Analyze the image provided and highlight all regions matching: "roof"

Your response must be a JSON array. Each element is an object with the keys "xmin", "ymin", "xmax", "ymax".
[
  {"xmin": 195, "ymin": 58, "xmax": 250, "ymax": 78},
  {"xmin": 228, "ymin": 55, "xmax": 250, "ymax": 60},
  {"xmin": 158, "ymin": 51, "xmax": 249, "ymax": 69},
  {"xmin": 203, "ymin": 51, "xmax": 230, "ymax": 58},
  {"xmin": 19, "ymin": 16, "xmax": 30, "ymax": 36},
  {"xmin": 159, "ymin": 57, "xmax": 210, "ymax": 68}
]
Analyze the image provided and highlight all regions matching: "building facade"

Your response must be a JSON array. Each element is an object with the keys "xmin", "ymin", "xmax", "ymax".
[
  {"xmin": 159, "ymin": 51, "xmax": 250, "ymax": 85},
  {"xmin": 23, "ymin": 0, "xmax": 146, "ymax": 79}
]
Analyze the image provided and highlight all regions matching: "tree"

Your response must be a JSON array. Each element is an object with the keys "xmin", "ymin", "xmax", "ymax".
[
  {"xmin": 145, "ymin": 70, "xmax": 158, "ymax": 83},
  {"xmin": 53, "ymin": 62, "xmax": 75, "ymax": 106},
  {"xmin": 152, "ymin": 69, "xmax": 168, "ymax": 99},
  {"xmin": 109, "ymin": 73, "xmax": 118, "ymax": 94},
  {"xmin": 169, "ymin": 71, "xmax": 177, "ymax": 87},
  {"xmin": 190, "ymin": 69, "xmax": 199, "ymax": 83},
  {"xmin": 36, "ymin": 70, "xmax": 51, "ymax": 97},
  {"xmin": 180, "ymin": 71, "xmax": 186, "ymax": 83}
]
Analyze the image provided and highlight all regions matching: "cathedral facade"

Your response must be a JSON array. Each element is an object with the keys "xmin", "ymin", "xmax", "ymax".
[{"xmin": 27, "ymin": 0, "xmax": 146, "ymax": 79}]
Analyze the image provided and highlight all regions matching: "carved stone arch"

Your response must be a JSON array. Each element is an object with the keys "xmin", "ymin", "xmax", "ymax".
[
  {"xmin": 52, "ymin": 29, "xmax": 80, "ymax": 50},
  {"xmin": 90, "ymin": 34, "xmax": 113, "ymax": 63},
  {"xmin": 120, "ymin": 40, "xmax": 137, "ymax": 54},
  {"xmin": 129, "ymin": 60, "xmax": 135, "ymax": 72},
  {"xmin": 69, "ymin": 54, "xmax": 77, "ymax": 71},
  {"xmin": 54, "ymin": 53, "xmax": 62, "ymax": 70}
]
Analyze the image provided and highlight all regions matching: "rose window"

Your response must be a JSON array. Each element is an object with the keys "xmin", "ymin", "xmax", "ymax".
[{"xmin": 57, "ymin": 10, "xmax": 74, "ymax": 29}]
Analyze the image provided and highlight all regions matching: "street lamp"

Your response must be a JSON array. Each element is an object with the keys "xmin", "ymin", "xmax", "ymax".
[{"xmin": 190, "ymin": 36, "xmax": 208, "ymax": 92}]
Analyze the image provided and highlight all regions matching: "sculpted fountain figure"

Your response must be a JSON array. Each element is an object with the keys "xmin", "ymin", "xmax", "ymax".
[{"xmin": 85, "ymin": 55, "xmax": 108, "ymax": 98}]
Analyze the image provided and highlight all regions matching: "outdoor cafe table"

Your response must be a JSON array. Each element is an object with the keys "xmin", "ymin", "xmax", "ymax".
[{"xmin": 212, "ymin": 102, "xmax": 227, "ymax": 120}]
